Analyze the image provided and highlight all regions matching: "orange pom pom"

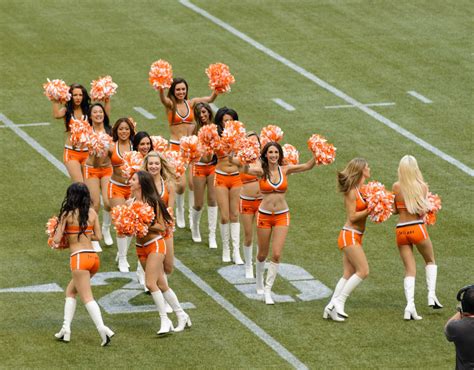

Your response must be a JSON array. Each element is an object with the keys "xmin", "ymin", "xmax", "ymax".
[
  {"xmin": 111, "ymin": 205, "xmax": 137, "ymax": 236},
  {"xmin": 87, "ymin": 131, "xmax": 112, "ymax": 157},
  {"xmin": 69, "ymin": 118, "xmax": 91, "ymax": 147},
  {"xmin": 45, "ymin": 216, "xmax": 68, "ymax": 249},
  {"xmin": 90, "ymin": 75, "xmax": 118, "ymax": 101},
  {"xmin": 162, "ymin": 150, "xmax": 186, "ymax": 178},
  {"xmin": 423, "ymin": 192, "xmax": 442, "ymax": 225},
  {"xmin": 260, "ymin": 125, "xmax": 284, "ymax": 147},
  {"xmin": 197, "ymin": 124, "xmax": 221, "ymax": 156},
  {"xmin": 221, "ymin": 120, "xmax": 246, "ymax": 155},
  {"xmin": 128, "ymin": 117, "xmax": 138, "ymax": 130},
  {"xmin": 237, "ymin": 137, "xmax": 260, "ymax": 165},
  {"xmin": 282, "ymin": 144, "xmax": 299, "ymax": 165},
  {"xmin": 149, "ymin": 59, "xmax": 173, "ymax": 90},
  {"xmin": 360, "ymin": 181, "xmax": 395, "ymax": 223},
  {"xmin": 43, "ymin": 79, "xmax": 71, "ymax": 103},
  {"xmin": 121, "ymin": 151, "xmax": 144, "ymax": 179},
  {"xmin": 206, "ymin": 63, "xmax": 235, "ymax": 94},
  {"xmin": 307, "ymin": 134, "xmax": 336, "ymax": 165},
  {"xmin": 180, "ymin": 135, "xmax": 202, "ymax": 164},
  {"xmin": 150, "ymin": 135, "xmax": 169, "ymax": 153}
]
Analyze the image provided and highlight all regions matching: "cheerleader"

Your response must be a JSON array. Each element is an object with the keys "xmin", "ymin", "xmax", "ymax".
[
  {"xmin": 190, "ymin": 103, "xmax": 218, "ymax": 247},
  {"xmin": 84, "ymin": 103, "xmax": 113, "ymax": 252},
  {"xmin": 106, "ymin": 118, "xmax": 135, "ymax": 272},
  {"xmin": 130, "ymin": 171, "xmax": 191, "ymax": 334},
  {"xmin": 52, "ymin": 182, "xmax": 114, "ymax": 346},
  {"xmin": 324, "ymin": 158, "xmax": 370, "ymax": 321},
  {"xmin": 214, "ymin": 107, "xmax": 244, "ymax": 264},
  {"xmin": 239, "ymin": 132, "xmax": 262, "ymax": 278},
  {"xmin": 158, "ymin": 78, "xmax": 218, "ymax": 229},
  {"xmin": 392, "ymin": 155, "xmax": 443, "ymax": 320},
  {"xmin": 240, "ymin": 142, "xmax": 316, "ymax": 304}
]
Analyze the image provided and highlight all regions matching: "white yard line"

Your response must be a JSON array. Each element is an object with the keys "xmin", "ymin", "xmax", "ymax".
[
  {"xmin": 407, "ymin": 91, "xmax": 433, "ymax": 104},
  {"xmin": 133, "ymin": 106, "xmax": 156, "ymax": 119},
  {"xmin": 272, "ymin": 98, "xmax": 295, "ymax": 111},
  {"xmin": 1, "ymin": 111, "xmax": 307, "ymax": 370},
  {"xmin": 0, "ymin": 122, "xmax": 51, "ymax": 129},
  {"xmin": 0, "ymin": 114, "xmax": 69, "ymax": 177},
  {"xmin": 210, "ymin": 103, "xmax": 219, "ymax": 112},
  {"xmin": 325, "ymin": 102, "xmax": 396, "ymax": 109},
  {"xmin": 180, "ymin": 0, "xmax": 473, "ymax": 177}
]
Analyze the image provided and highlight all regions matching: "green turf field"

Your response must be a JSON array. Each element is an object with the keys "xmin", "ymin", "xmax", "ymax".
[{"xmin": 0, "ymin": 0, "xmax": 472, "ymax": 368}]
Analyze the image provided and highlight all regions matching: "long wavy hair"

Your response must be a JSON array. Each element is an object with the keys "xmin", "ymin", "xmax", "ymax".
[
  {"xmin": 133, "ymin": 131, "xmax": 152, "ymax": 154},
  {"xmin": 135, "ymin": 171, "xmax": 172, "ymax": 226},
  {"xmin": 398, "ymin": 155, "xmax": 430, "ymax": 215},
  {"xmin": 112, "ymin": 117, "xmax": 136, "ymax": 143},
  {"xmin": 142, "ymin": 151, "xmax": 177, "ymax": 183},
  {"xmin": 193, "ymin": 102, "xmax": 214, "ymax": 135},
  {"xmin": 88, "ymin": 103, "xmax": 111, "ymax": 135},
  {"xmin": 214, "ymin": 107, "xmax": 239, "ymax": 136},
  {"xmin": 65, "ymin": 84, "xmax": 91, "ymax": 131},
  {"xmin": 167, "ymin": 77, "xmax": 189, "ymax": 123},
  {"xmin": 337, "ymin": 158, "xmax": 367, "ymax": 194},
  {"xmin": 260, "ymin": 142, "xmax": 284, "ymax": 181},
  {"xmin": 57, "ymin": 182, "xmax": 92, "ymax": 240}
]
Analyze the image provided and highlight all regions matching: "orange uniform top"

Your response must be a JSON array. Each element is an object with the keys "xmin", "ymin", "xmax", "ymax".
[
  {"xmin": 167, "ymin": 100, "xmax": 194, "ymax": 125},
  {"xmin": 395, "ymin": 201, "xmax": 407, "ymax": 210},
  {"xmin": 111, "ymin": 142, "xmax": 132, "ymax": 167},
  {"xmin": 158, "ymin": 178, "xmax": 169, "ymax": 205},
  {"xmin": 259, "ymin": 167, "xmax": 288, "ymax": 194},
  {"xmin": 65, "ymin": 225, "xmax": 94, "ymax": 234},
  {"xmin": 240, "ymin": 172, "xmax": 258, "ymax": 184},
  {"xmin": 355, "ymin": 188, "xmax": 367, "ymax": 211}
]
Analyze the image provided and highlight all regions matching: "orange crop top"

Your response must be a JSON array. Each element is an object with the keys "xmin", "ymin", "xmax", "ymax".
[
  {"xmin": 65, "ymin": 225, "xmax": 94, "ymax": 234},
  {"xmin": 158, "ymin": 178, "xmax": 169, "ymax": 205},
  {"xmin": 355, "ymin": 188, "xmax": 367, "ymax": 211},
  {"xmin": 241, "ymin": 172, "xmax": 258, "ymax": 184},
  {"xmin": 259, "ymin": 167, "xmax": 288, "ymax": 194},
  {"xmin": 111, "ymin": 142, "xmax": 132, "ymax": 167},
  {"xmin": 395, "ymin": 201, "xmax": 407, "ymax": 210},
  {"xmin": 167, "ymin": 100, "xmax": 194, "ymax": 125}
]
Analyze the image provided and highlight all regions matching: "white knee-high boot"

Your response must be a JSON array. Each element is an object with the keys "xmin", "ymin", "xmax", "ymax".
[
  {"xmin": 255, "ymin": 260, "xmax": 266, "ymax": 294},
  {"xmin": 426, "ymin": 264, "xmax": 443, "ymax": 309},
  {"xmin": 188, "ymin": 190, "xmax": 194, "ymax": 229},
  {"xmin": 207, "ymin": 206, "xmax": 218, "ymax": 249},
  {"xmin": 334, "ymin": 274, "xmax": 363, "ymax": 317},
  {"xmin": 323, "ymin": 278, "xmax": 347, "ymax": 321},
  {"xmin": 136, "ymin": 262, "xmax": 148, "ymax": 292},
  {"xmin": 243, "ymin": 244, "xmax": 254, "ymax": 279},
  {"xmin": 264, "ymin": 262, "xmax": 279, "ymax": 305},
  {"xmin": 163, "ymin": 289, "xmax": 191, "ymax": 332},
  {"xmin": 404, "ymin": 276, "xmax": 422, "ymax": 320},
  {"xmin": 116, "ymin": 236, "xmax": 129, "ymax": 272},
  {"xmin": 151, "ymin": 291, "xmax": 173, "ymax": 335},
  {"xmin": 191, "ymin": 208, "xmax": 202, "ymax": 243},
  {"xmin": 162, "ymin": 274, "xmax": 173, "ymax": 313},
  {"xmin": 220, "ymin": 223, "xmax": 231, "ymax": 262},
  {"xmin": 55, "ymin": 297, "xmax": 76, "ymax": 342},
  {"xmin": 175, "ymin": 193, "xmax": 185, "ymax": 228},
  {"xmin": 102, "ymin": 210, "xmax": 113, "ymax": 246},
  {"xmin": 230, "ymin": 222, "xmax": 244, "ymax": 265},
  {"xmin": 84, "ymin": 300, "xmax": 114, "ymax": 346}
]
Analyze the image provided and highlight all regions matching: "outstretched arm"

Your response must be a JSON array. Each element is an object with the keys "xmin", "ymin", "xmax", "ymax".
[
  {"xmin": 285, "ymin": 157, "xmax": 315, "ymax": 175},
  {"xmin": 189, "ymin": 90, "xmax": 218, "ymax": 106}
]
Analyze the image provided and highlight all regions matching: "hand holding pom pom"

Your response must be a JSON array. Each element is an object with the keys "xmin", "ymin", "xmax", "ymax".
[
  {"xmin": 162, "ymin": 150, "xmax": 186, "ymax": 178},
  {"xmin": 282, "ymin": 144, "xmax": 299, "ymax": 165},
  {"xmin": 197, "ymin": 124, "xmax": 221, "ymax": 156},
  {"xmin": 43, "ymin": 79, "xmax": 71, "ymax": 103},
  {"xmin": 150, "ymin": 135, "xmax": 169, "ymax": 153},
  {"xmin": 236, "ymin": 137, "xmax": 260, "ymax": 165},
  {"xmin": 111, "ymin": 202, "xmax": 155, "ymax": 237},
  {"xmin": 90, "ymin": 76, "xmax": 118, "ymax": 101},
  {"xmin": 360, "ymin": 181, "xmax": 395, "ymax": 223},
  {"xmin": 307, "ymin": 134, "xmax": 336, "ymax": 165},
  {"xmin": 69, "ymin": 118, "xmax": 91, "ymax": 147},
  {"xmin": 121, "ymin": 151, "xmax": 144, "ymax": 179},
  {"xmin": 423, "ymin": 192, "xmax": 442, "ymax": 225},
  {"xmin": 45, "ymin": 216, "xmax": 69, "ymax": 249},
  {"xmin": 88, "ymin": 131, "xmax": 113, "ymax": 157},
  {"xmin": 180, "ymin": 135, "xmax": 202, "ymax": 164},
  {"xmin": 149, "ymin": 59, "xmax": 173, "ymax": 90},
  {"xmin": 221, "ymin": 120, "xmax": 246, "ymax": 155},
  {"xmin": 260, "ymin": 125, "xmax": 284, "ymax": 147},
  {"xmin": 206, "ymin": 63, "xmax": 235, "ymax": 94}
]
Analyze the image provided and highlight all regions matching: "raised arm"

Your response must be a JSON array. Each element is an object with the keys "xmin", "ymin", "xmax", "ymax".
[
  {"xmin": 189, "ymin": 90, "xmax": 218, "ymax": 106},
  {"xmin": 285, "ymin": 156, "xmax": 316, "ymax": 175},
  {"xmin": 158, "ymin": 88, "xmax": 173, "ymax": 110},
  {"xmin": 52, "ymin": 101, "xmax": 66, "ymax": 119},
  {"xmin": 228, "ymin": 155, "xmax": 264, "ymax": 177},
  {"xmin": 344, "ymin": 190, "xmax": 369, "ymax": 223}
]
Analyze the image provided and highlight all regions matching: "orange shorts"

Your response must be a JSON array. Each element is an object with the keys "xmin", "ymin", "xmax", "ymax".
[
  {"xmin": 169, "ymin": 140, "xmax": 180, "ymax": 152},
  {"xmin": 70, "ymin": 250, "xmax": 100, "ymax": 274},
  {"xmin": 257, "ymin": 209, "xmax": 290, "ymax": 229},
  {"xmin": 396, "ymin": 221, "xmax": 428, "ymax": 246},
  {"xmin": 214, "ymin": 170, "xmax": 242, "ymax": 189},
  {"xmin": 240, "ymin": 195, "xmax": 263, "ymax": 215},
  {"xmin": 136, "ymin": 236, "xmax": 166, "ymax": 263},
  {"xmin": 192, "ymin": 161, "xmax": 216, "ymax": 177},
  {"xmin": 107, "ymin": 179, "xmax": 131, "ymax": 199},
  {"xmin": 338, "ymin": 227, "xmax": 364, "ymax": 249},
  {"xmin": 63, "ymin": 146, "xmax": 89, "ymax": 165},
  {"xmin": 83, "ymin": 165, "xmax": 113, "ymax": 179}
]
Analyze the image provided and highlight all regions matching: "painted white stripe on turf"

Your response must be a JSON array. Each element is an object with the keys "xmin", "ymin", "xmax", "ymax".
[
  {"xmin": 133, "ymin": 106, "xmax": 156, "ymax": 119},
  {"xmin": 272, "ymin": 98, "xmax": 295, "ymax": 111},
  {"xmin": 407, "ymin": 91, "xmax": 433, "ymax": 104},
  {"xmin": 0, "ymin": 122, "xmax": 51, "ymax": 129},
  {"xmin": 325, "ymin": 102, "xmax": 396, "ymax": 109},
  {"xmin": 174, "ymin": 258, "xmax": 308, "ymax": 370},
  {"xmin": 0, "ymin": 114, "xmax": 69, "ymax": 177},
  {"xmin": 180, "ymin": 0, "xmax": 473, "ymax": 177},
  {"xmin": 210, "ymin": 103, "xmax": 219, "ymax": 112}
]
